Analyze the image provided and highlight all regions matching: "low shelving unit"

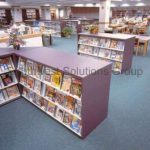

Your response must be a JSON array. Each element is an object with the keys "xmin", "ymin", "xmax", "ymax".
[{"xmin": 77, "ymin": 33, "xmax": 135, "ymax": 73}]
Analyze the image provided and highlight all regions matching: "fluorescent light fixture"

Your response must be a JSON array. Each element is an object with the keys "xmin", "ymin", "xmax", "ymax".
[
  {"xmin": 86, "ymin": 3, "xmax": 94, "ymax": 7},
  {"xmin": 95, "ymin": 3, "xmax": 100, "ymax": 7},
  {"xmin": 136, "ymin": 2, "xmax": 145, "ymax": 6},
  {"xmin": 121, "ymin": 3, "xmax": 130, "ymax": 7},
  {"xmin": 57, "ymin": 4, "xmax": 61, "ymax": 7},
  {"xmin": 74, "ymin": 4, "xmax": 84, "ymax": 7},
  {"xmin": 111, "ymin": 3, "xmax": 116, "ymax": 7},
  {"xmin": 44, "ymin": 4, "xmax": 50, "ymax": 6}
]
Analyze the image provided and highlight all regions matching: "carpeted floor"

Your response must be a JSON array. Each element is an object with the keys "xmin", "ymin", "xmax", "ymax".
[{"xmin": 0, "ymin": 34, "xmax": 150, "ymax": 150}]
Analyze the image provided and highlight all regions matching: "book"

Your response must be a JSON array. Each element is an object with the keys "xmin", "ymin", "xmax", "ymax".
[
  {"xmin": 45, "ymin": 86, "xmax": 56, "ymax": 102},
  {"xmin": 109, "ymin": 40, "xmax": 118, "ymax": 49},
  {"xmin": 98, "ymin": 49, "xmax": 105, "ymax": 57},
  {"xmin": 38, "ymin": 98, "xmax": 48, "ymax": 110},
  {"xmin": 33, "ymin": 63, "xmax": 43, "ymax": 79},
  {"xmin": 34, "ymin": 80, "xmax": 41, "ymax": 95},
  {"xmin": 43, "ymin": 67, "xmax": 52, "ymax": 83},
  {"xmin": 1, "ymin": 57, "xmax": 13, "ymax": 71},
  {"xmin": 22, "ymin": 87, "xmax": 28, "ymax": 97},
  {"xmin": 27, "ymin": 77, "xmax": 34, "ymax": 89},
  {"xmin": 111, "ymin": 51, "xmax": 123, "ymax": 61},
  {"xmin": 47, "ymin": 101, "xmax": 56, "ymax": 115},
  {"xmin": 74, "ymin": 101, "xmax": 81, "ymax": 117},
  {"xmin": 0, "ymin": 77, "xmax": 4, "ymax": 88},
  {"xmin": 70, "ymin": 78, "xmax": 82, "ymax": 98},
  {"xmin": 117, "ymin": 41, "xmax": 124, "ymax": 50},
  {"xmin": 26, "ymin": 90, "xmax": 34, "ymax": 100},
  {"xmin": 18, "ymin": 57, "xmax": 26, "ymax": 72},
  {"xmin": 55, "ymin": 107, "xmax": 65, "ymax": 121},
  {"xmin": 55, "ymin": 92, "xmax": 66, "ymax": 106},
  {"xmin": 104, "ymin": 50, "xmax": 111, "ymax": 58},
  {"xmin": 63, "ymin": 112, "xmax": 73, "ymax": 126},
  {"xmin": 0, "ymin": 90, "xmax": 5, "ymax": 101},
  {"xmin": 92, "ymin": 47, "xmax": 99, "ymax": 56},
  {"xmin": 114, "ymin": 62, "xmax": 122, "ymax": 71},
  {"xmin": 70, "ymin": 116, "xmax": 82, "ymax": 133},
  {"xmin": 64, "ymin": 96, "xmax": 75, "ymax": 112},
  {"xmin": 6, "ymin": 85, "xmax": 19, "ymax": 99},
  {"xmin": 33, "ymin": 94, "xmax": 41, "ymax": 104},
  {"xmin": 26, "ymin": 60, "xmax": 34, "ymax": 75},
  {"xmin": 61, "ymin": 75, "xmax": 72, "ymax": 93},
  {"xmin": 79, "ymin": 45, "xmax": 87, "ymax": 53},
  {"xmin": 51, "ymin": 70, "xmax": 63, "ymax": 88},
  {"xmin": 1, "ymin": 73, "xmax": 13, "ymax": 86},
  {"xmin": 20, "ymin": 74, "xmax": 27, "ymax": 85},
  {"xmin": 106, "ymin": 39, "xmax": 111, "ymax": 48},
  {"xmin": 92, "ymin": 38, "xmax": 99, "ymax": 46},
  {"xmin": 99, "ymin": 38, "xmax": 107, "ymax": 47}
]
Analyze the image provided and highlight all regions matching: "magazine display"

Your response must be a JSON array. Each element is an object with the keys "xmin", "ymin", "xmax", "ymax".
[
  {"xmin": 33, "ymin": 63, "xmax": 43, "ymax": 79},
  {"xmin": 5, "ymin": 85, "xmax": 19, "ymax": 99},
  {"xmin": 47, "ymin": 101, "xmax": 56, "ymax": 116},
  {"xmin": 63, "ymin": 112, "xmax": 73, "ymax": 126},
  {"xmin": 34, "ymin": 80, "xmax": 42, "ymax": 95},
  {"xmin": 45, "ymin": 86, "xmax": 56, "ymax": 102},
  {"xmin": 61, "ymin": 75, "xmax": 72, "ymax": 93},
  {"xmin": 27, "ymin": 76, "xmax": 35, "ymax": 89},
  {"xmin": 26, "ymin": 60, "xmax": 34, "ymax": 75},
  {"xmin": 70, "ymin": 116, "xmax": 82, "ymax": 133},
  {"xmin": 18, "ymin": 57, "xmax": 26, "ymax": 72},
  {"xmin": 70, "ymin": 78, "xmax": 82, "ymax": 98}
]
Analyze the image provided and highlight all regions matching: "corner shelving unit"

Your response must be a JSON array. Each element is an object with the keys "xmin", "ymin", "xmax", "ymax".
[
  {"xmin": 0, "ymin": 47, "xmax": 112, "ymax": 138},
  {"xmin": 77, "ymin": 33, "xmax": 135, "ymax": 73}
]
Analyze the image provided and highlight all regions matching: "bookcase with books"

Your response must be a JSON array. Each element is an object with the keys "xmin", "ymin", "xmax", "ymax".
[
  {"xmin": 0, "ymin": 52, "xmax": 20, "ymax": 105},
  {"xmin": 14, "ymin": 47, "xmax": 112, "ymax": 138},
  {"xmin": 77, "ymin": 33, "xmax": 135, "ymax": 73}
]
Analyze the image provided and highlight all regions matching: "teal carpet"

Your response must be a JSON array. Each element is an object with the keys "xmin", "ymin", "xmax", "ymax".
[{"xmin": 0, "ymin": 35, "xmax": 150, "ymax": 150}]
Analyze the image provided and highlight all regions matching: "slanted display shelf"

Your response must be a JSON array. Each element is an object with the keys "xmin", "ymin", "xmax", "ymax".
[
  {"xmin": 0, "ymin": 53, "xmax": 20, "ymax": 106},
  {"xmin": 77, "ymin": 33, "xmax": 135, "ymax": 73},
  {"xmin": 0, "ymin": 47, "xmax": 112, "ymax": 138}
]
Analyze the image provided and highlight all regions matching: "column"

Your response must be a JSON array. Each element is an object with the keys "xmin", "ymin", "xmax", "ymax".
[
  {"xmin": 12, "ymin": 6, "xmax": 23, "ymax": 23},
  {"xmin": 40, "ymin": 6, "xmax": 51, "ymax": 20},
  {"xmin": 99, "ymin": 0, "xmax": 111, "ymax": 32}
]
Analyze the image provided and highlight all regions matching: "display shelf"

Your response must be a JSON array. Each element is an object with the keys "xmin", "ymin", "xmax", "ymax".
[
  {"xmin": 0, "ymin": 82, "xmax": 18, "ymax": 90},
  {"xmin": 0, "ymin": 47, "xmax": 112, "ymax": 138},
  {"xmin": 17, "ymin": 69, "xmax": 81, "ymax": 101},
  {"xmin": 20, "ymin": 81, "xmax": 81, "ymax": 120},
  {"xmin": 22, "ymin": 94, "xmax": 81, "ymax": 136},
  {"xmin": 78, "ymin": 33, "xmax": 135, "ymax": 73}
]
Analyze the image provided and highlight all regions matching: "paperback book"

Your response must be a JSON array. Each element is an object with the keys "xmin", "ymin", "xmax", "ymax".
[
  {"xmin": 0, "ymin": 90, "xmax": 5, "ymax": 101},
  {"xmin": 109, "ymin": 40, "xmax": 118, "ymax": 49},
  {"xmin": 26, "ymin": 60, "xmax": 34, "ymax": 75},
  {"xmin": 18, "ymin": 57, "xmax": 26, "ymax": 72},
  {"xmin": 70, "ymin": 78, "xmax": 82, "ymax": 98},
  {"xmin": 43, "ymin": 67, "xmax": 52, "ymax": 83},
  {"xmin": 6, "ymin": 85, "xmax": 19, "ymax": 99},
  {"xmin": 47, "ymin": 101, "xmax": 56, "ymax": 116},
  {"xmin": 51, "ymin": 70, "xmax": 63, "ymax": 88},
  {"xmin": 33, "ymin": 63, "xmax": 43, "ymax": 79},
  {"xmin": 45, "ymin": 86, "xmax": 56, "ymax": 102},
  {"xmin": 20, "ymin": 74, "xmax": 27, "ymax": 85},
  {"xmin": 27, "ymin": 77, "xmax": 35, "ymax": 89},
  {"xmin": 55, "ymin": 92, "xmax": 66, "ymax": 107},
  {"xmin": 64, "ymin": 96, "xmax": 75, "ymax": 113},
  {"xmin": 74, "ymin": 101, "xmax": 81, "ymax": 117},
  {"xmin": 63, "ymin": 112, "xmax": 73, "ymax": 126},
  {"xmin": 70, "ymin": 116, "xmax": 82, "ymax": 133},
  {"xmin": 55, "ymin": 107, "xmax": 65, "ymax": 121},
  {"xmin": 61, "ymin": 74, "xmax": 72, "ymax": 93},
  {"xmin": 34, "ymin": 80, "xmax": 42, "ymax": 95},
  {"xmin": 1, "ymin": 73, "xmax": 13, "ymax": 86}
]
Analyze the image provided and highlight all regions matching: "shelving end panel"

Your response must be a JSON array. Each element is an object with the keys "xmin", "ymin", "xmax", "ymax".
[{"xmin": 81, "ymin": 64, "xmax": 112, "ymax": 138}]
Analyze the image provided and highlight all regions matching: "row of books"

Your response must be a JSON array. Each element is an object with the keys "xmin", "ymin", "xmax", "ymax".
[
  {"xmin": 23, "ymin": 87, "xmax": 82, "ymax": 133},
  {"xmin": 0, "ymin": 72, "xmax": 17, "ymax": 88},
  {"xmin": 79, "ymin": 45, "xmax": 123, "ymax": 62},
  {"xmin": 18, "ymin": 57, "xmax": 82, "ymax": 99},
  {"xmin": 0, "ymin": 57, "xmax": 14, "ymax": 74},
  {"xmin": 0, "ymin": 85, "xmax": 20, "ymax": 102},
  {"xmin": 20, "ymin": 73, "xmax": 81, "ymax": 117},
  {"xmin": 79, "ymin": 36, "xmax": 125, "ymax": 50}
]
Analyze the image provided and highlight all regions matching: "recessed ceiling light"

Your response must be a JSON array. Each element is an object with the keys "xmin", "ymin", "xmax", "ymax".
[
  {"xmin": 136, "ymin": 2, "xmax": 145, "ymax": 6},
  {"xmin": 121, "ymin": 3, "xmax": 130, "ymax": 7},
  {"xmin": 74, "ymin": 4, "xmax": 84, "ymax": 7}
]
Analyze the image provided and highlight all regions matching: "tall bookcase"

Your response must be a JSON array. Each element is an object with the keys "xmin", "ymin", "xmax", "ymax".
[
  {"xmin": 77, "ymin": 33, "xmax": 135, "ymax": 73},
  {"xmin": 0, "ymin": 47, "xmax": 112, "ymax": 138}
]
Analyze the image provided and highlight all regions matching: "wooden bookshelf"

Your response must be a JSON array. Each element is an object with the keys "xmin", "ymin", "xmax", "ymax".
[
  {"xmin": 0, "ymin": 47, "xmax": 112, "ymax": 138},
  {"xmin": 77, "ymin": 33, "xmax": 135, "ymax": 73}
]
